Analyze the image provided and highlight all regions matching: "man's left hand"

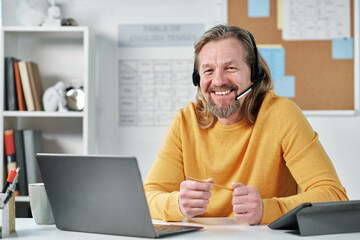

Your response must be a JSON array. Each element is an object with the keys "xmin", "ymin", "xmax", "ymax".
[{"xmin": 231, "ymin": 182, "xmax": 263, "ymax": 225}]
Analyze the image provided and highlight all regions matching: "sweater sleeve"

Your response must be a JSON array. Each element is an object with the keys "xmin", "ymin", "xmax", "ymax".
[
  {"xmin": 260, "ymin": 98, "xmax": 348, "ymax": 224},
  {"xmin": 143, "ymin": 111, "xmax": 186, "ymax": 221}
]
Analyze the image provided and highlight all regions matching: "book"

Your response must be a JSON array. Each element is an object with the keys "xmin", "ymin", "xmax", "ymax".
[
  {"xmin": 13, "ymin": 130, "xmax": 28, "ymax": 196},
  {"xmin": 18, "ymin": 61, "xmax": 35, "ymax": 111},
  {"xmin": 26, "ymin": 62, "xmax": 44, "ymax": 111},
  {"xmin": 14, "ymin": 62, "xmax": 27, "ymax": 111},
  {"xmin": 23, "ymin": 130, "xmax": 43, "ymax": 184},
  {"xmin": 3, "ymin": 130, "xmax": 17, "ymax": 174},
  {"xmin": 4, "ymin": 57, "xmax": 20, "ymax": 111},
  {"xmin": 3, "ymin": 129, "xmax": 20, "ymax": 196}
]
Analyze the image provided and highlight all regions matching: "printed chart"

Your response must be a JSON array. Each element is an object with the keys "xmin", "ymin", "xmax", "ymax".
[{"xmin": 118, "ymin": 59, "xmax": 195, "ymax": 126}]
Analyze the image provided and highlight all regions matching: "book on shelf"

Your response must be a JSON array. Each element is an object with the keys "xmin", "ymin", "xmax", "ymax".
[
  {"xmin": 4, "ymin": 57, "xmax": 20, "ymax": 111},
  {"xmin": 3, "ymin": 130, "xmax": 17, "ymax": 175},
  {"xmin": 3, "ymin": 129, "xmax": 44, "ymax": 196},
  {"xmin": 26, "ymin": 62, "xmax": 44, "ymax": 111},
  {"xmin": 18, "ymin": 61, "xmax": 35, "ymax": 111},
  {"xmin": 13, "ymin": 130, "xmax": 28, "ymax": 196},
  {"xmin": 3, "ymin": 129, "xmax": 20, "ymax": 196},
  {"xmin": 5, "ymin": 58, "xmax": 45, "ymax": 112},
  {"xmin": 13, "ymin": 62, "xmax": 27, "ymax": 111},
  {"xmin": 23, "ymin": 129, "xmax": 43, "ymax": 184}
]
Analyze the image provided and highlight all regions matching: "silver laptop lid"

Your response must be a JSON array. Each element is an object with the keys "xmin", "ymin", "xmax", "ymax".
[{"xmin": 37, "ymin": 154, "xmax": 157, "ymax": 238}]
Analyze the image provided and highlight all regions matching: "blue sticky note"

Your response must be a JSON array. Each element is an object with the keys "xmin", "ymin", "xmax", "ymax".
[
  {"xmin": 332, "ymin": 38, "xmax": 353, "ymax": 59},
  {"xmin": 274, "ymin": 76, "xmax": 295, "ymax": 98},
  {"xmin": 248, "ymin": 0, "xmax": 270, "ymax": 18},
  {"xmin": 259, "ymin": 48, "xmax": 285, "ymax": 81}
]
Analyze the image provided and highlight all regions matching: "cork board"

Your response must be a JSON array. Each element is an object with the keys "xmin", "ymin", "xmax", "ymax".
[{"xmin": 228, "ymin": 0, "xmax": 354, "ymax": 110}]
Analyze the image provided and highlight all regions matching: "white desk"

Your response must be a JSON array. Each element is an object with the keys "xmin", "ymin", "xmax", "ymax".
[{"xmin": 9, "ymin": 218, "xmax": 360, "ymax": 239}]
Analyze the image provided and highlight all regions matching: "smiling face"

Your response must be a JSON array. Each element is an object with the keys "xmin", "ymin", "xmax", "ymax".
[{"xmin": 198, "ymin": 37, "xmax": 252, "ymax": 125}]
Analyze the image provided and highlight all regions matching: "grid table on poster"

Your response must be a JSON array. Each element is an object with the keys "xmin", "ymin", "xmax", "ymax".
[{"xmin": 118, "ymin": 59, "xmax": 195, "ymax": 126}]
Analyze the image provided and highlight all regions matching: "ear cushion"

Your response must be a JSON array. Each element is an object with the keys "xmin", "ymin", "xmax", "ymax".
[
  {"xmin": 250, "ymin": 64, "xmax": 258, "ymax": 83},
  {"xmin": 192, "ymin": 69, "xmax": 200, "ymax": 86}
]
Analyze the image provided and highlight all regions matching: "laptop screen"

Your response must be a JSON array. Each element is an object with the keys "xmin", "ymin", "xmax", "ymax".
[{"xmin": 37, "ymin": 154, "xmax": 159, "ymax": 237}]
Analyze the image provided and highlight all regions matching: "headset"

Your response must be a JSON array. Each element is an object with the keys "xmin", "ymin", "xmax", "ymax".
[{"xmin": 192, "ymin": 29, "xmax": 266, "ymax": 101}]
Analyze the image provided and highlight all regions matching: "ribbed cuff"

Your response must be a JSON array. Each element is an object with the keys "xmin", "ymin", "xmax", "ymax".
[
  {"xmin": 260, "ymin": 198, "xmax": 282, "ymax": 224},
  {"xmin": 162, "ymin": 191, "xmax": 186, "ymax": 222}
]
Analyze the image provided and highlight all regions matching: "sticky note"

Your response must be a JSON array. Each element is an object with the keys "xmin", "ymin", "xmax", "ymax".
[
  {"xmin": 248, "ymin": 0, "xmax": 270, "ymax": 18},
  {"xmin": 332, "ymin": 38, "xmax": 353, "ymax": 59},
  {"xmin": 259, "ymin": 47, "xmax": 285, "ymax": 81},
  {"xmin": 274, "ymin": 76, "xmax": 295, "ymax": 98}
]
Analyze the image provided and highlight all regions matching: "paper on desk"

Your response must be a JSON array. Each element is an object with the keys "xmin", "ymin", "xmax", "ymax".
[{"xmin": 282, "ymin": 0, "xmax": 351, "ymax": 40}]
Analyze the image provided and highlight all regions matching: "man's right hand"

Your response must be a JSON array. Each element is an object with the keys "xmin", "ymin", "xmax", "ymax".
[{"xmin": 178, "ymin": 178, "xmax": 213, "ymax": 217}]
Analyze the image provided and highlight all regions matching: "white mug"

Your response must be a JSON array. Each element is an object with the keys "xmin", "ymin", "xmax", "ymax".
[{"xmin": 28, "ymin": 183, "xmax": 54, "ymax": 225}]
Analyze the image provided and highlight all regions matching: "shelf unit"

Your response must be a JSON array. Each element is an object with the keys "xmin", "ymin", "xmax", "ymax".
[{"xmin": 0, "ymin": 27, "xmax": 90, "ymax": 188}]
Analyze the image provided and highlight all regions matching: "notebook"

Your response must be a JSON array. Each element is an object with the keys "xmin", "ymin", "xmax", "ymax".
[{"xmin": 36, "ymin": 154, "xmax": 203, "ymax": 238}]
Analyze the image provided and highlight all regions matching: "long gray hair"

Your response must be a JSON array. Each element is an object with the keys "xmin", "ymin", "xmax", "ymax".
[{"xmin": 194, "ymin": 25, "xmax": 273, "ymax": 128}]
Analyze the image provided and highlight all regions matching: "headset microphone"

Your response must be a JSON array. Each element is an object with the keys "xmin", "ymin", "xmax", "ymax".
[
  {"xmin": 235, "ymin": 71, "xmax": 266, "ymax": 100},
  {"xmin": 192, "ymin": 28, "xmax": 266, "ymax": 101},
  {"xmin": 234, "ymin": 30, "xmax": 266, "ymax": 101}
]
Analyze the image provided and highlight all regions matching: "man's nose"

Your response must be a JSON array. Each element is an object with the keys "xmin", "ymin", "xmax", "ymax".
[{"xmin": 212, "ymin": 69, "xmax": 226, "ymax": 86}]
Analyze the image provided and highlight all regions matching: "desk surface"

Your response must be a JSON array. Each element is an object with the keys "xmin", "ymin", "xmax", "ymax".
[{"xmin": 9, "ymin": 218, "xmax": 360, "ymax": 239}]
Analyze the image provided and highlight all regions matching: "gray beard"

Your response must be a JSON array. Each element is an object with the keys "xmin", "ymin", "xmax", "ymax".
[{"xmin": 208, "ymin": 96, "xmax": 240, "ymax": 119}]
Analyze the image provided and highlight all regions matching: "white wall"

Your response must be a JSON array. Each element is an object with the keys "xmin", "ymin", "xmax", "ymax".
[
  {"xmin": 3, "ymin": 0, "xmax": 360, "ymax": 200},
  {"xmin": 52, "ymin": 0, "xmax": 227, "ymax": 182},
  {"xmin": 2, "ymin": 0, "xmax": 227, "ymax": 179},
  {"xmin": 308, "ymin": 116, "xmax": 360, "ymax": 200}
]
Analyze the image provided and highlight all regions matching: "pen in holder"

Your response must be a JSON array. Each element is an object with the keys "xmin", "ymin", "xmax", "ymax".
[{"xmin": 0, "ymin": 193, "xmax": 15, "ymax": 238}]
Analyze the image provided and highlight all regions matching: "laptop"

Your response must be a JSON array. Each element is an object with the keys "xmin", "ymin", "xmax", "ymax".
[{"xmin": 36, "ymin": 153, "xmax": 203, "ymax": 238}]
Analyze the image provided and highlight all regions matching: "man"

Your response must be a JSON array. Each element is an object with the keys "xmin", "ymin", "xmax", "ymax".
[{"xmin": 143, "ymin": 25, "xmax": 348, "ymax": 225}]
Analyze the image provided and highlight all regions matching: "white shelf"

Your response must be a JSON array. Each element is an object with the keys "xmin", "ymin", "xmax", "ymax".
[
  {"xmin": 1, "ymin": 26, "xmax": 89, "ymax": 39},
  {"xmin": 2, "ymin": 26, "xmax": 89, "ymax": 32},
  {"xmin": 3, "ymin": 111, "xmax": 84, "ymax": 118},
  {"xmin": 0, "ymin": 27, "xmax": 90, "ymax": 189}
]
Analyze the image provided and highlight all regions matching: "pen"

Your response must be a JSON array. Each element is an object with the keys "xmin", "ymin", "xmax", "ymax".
[
  {"xmin": 185, "ymin": 176, "xmax": 233, "ymax": 191},
  {"xmin": 0, "ymin": 168, "xmax": 20, "ymax": 209},
  {"xmin": 2, "ymin": 168, "xmax": 19, "ymax": 193},
  {"xmin": 5, "ymin": 167, "xmax": 20, "ymax": 194}
]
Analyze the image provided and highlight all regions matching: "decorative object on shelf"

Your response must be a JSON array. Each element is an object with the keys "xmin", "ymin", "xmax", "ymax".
[
  {"xmin": 61, "ymin": 18, "xmax": 78, "ymax": 26},
  {"xmin": 42, "ymin": 0, "xmax": 61, "ymax": 27},
  {"xmin": 66, "ymin": 86, "xmax": 85, "ymax": 111},
  {"xmin": 16, "ymin": 0, "xmax": 49, "ymax": 26},
  {"xmin": 42, "ymin": 81, "xmax": 68, "ymax": 112}
]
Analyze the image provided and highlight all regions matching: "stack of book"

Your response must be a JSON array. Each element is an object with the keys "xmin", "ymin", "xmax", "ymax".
[
  {"xmin": 3, "ymin": 129, "xmax": 43, "ymax": 196},
  {"xmin": 4, "ymin": 57, "xmax": 44, "ymax": 111}
]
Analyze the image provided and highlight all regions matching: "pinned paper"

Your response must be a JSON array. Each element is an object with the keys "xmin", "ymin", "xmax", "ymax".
[
  {"xmin": 332, "ymin": 38, "xmax": 353, "ymax": 59},
  {"xmin": 259, "ymin": 45, "xmax": 285, "ymax": 81},
  {"xmin": 277, "ymin": 0, "xmax": 283, "ymax": 29},
  {"xmin": 282, "ymin": 0, "xmax": 350, "ymax": 40},
  {"xmin": 248, "ymin": 0, "xmax": 270, "ymax": 18},
  {"xmin": 274, "ymin": 76, "xmax": 295, "ymax": 98}
]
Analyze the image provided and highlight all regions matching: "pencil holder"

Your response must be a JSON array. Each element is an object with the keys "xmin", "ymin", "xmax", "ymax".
[{"xmin": 0, "ymin": 193, "xmax": 15, "ymax": 238}]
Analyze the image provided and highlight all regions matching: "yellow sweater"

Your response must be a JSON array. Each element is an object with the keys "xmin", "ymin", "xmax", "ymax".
[{"xmin": 144, "ymin": 91, "xmax": 348, "ymax": 224}]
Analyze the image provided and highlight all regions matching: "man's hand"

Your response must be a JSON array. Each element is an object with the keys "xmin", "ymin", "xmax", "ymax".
[
  {"xmin": 179, "ymin": 178, "xmax": 214, "ymax": 217},
  {"xmin": 232, "ymin": 182, "xmax": 263, "ymax": 225}
]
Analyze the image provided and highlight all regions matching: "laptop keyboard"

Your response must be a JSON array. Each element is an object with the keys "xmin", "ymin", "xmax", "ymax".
[{"xmin": 153, "ymin": 224, "xmax": 193, "ymax": 234}]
